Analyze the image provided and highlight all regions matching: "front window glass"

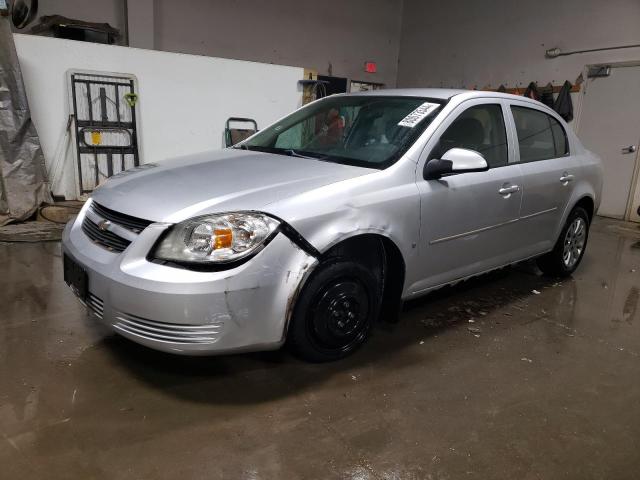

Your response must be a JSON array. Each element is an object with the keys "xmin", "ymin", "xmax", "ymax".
[
  {"xmin": 431, "ymin": 104, "xmax": 508, "ymax": 168},
  {"xmin": 240, "ymin": 96, "xmax": 445, "ymax": 169}
]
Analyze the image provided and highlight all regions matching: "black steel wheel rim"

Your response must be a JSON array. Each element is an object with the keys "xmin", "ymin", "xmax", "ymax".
[{"xmin": 307, "ymin": 277, "xmax": 370, "ymax": 353}]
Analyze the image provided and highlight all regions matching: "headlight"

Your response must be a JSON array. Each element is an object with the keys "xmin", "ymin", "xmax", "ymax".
[{"xmin": 153, "ymin": 212, "xmax": 280, "ymax": 264}]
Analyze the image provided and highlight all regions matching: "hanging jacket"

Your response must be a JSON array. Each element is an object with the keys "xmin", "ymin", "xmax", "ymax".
[
  {"xmin": 539, "ymin": 83, "xmax": 555, "ymax": 108},
  {"xmin": 553, "ymin": 80, "xmax": 573, "ymax": 122},
  {"xmin": 523, "ymin": 82, "xmax": 540, "ymax": 101}
]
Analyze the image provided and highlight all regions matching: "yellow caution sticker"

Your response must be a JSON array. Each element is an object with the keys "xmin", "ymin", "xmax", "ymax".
[{"xmin": 91, "ymin": 131, "xmax": 102, "ymax": 145}]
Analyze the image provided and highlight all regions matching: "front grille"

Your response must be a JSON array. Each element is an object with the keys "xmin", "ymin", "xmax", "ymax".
[
  {"xmin": 90, "ymin": 202, "xmax": 153, "ymax": 233},
  {"xmin": 81, "ymin": 202, "xmax": 153, "ymax": 253},
  {"xmin": 113, "ymin": 312, "xmax": 223, "ymax": 344},
  {"xmin": 82, "ymin": 216, "xmax": 131, "ymax": 252},
  {"xmin": 87, "ymin": 293, "xmax": 104, "ymax": 319}
]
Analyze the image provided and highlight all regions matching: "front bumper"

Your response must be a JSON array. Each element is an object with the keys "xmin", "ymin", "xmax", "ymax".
[{"xmin": 61, "ymin": 203, "xmax": 317, "ymax": 355}]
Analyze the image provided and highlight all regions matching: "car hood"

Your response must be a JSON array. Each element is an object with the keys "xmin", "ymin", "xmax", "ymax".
[{"xmin": 91, "ymin": 149, "xmax": 373, "ymax": 223}]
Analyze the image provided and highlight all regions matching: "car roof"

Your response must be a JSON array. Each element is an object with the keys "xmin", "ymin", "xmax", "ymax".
[
  {"xmin": 346, "ymin": 87, "xmax": 536, "ymax": 102},
  {"xmin": 343, "ymin": 87, "xmax": 553, "ymax": 112},
  {"xmin": 347, "ymin": 88, "xmax": 467, "ymax": 99}
]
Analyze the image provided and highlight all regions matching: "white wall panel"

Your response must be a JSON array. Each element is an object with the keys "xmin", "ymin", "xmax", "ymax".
[{"xmin": 14, "ymin": 34, "xmax": 304, "ymax": 199}]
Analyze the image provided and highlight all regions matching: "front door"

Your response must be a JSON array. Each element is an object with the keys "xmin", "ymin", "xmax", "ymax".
[
  {"xmin": 414, "ymin": 100, "xmax": 523, "ymax": 293},
  {"xmin": 578, "ymin": 65, "xmax": 640, "ymax": 221}
]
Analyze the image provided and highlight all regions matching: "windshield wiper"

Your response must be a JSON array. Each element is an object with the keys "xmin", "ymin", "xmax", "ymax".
[
  {"xmin": 284, "ymin": 149, "xmax": 313, "ymax": 159},
  {"xmin": 234, "ymin": 145, "xmax": 327, "ymax": 161}
]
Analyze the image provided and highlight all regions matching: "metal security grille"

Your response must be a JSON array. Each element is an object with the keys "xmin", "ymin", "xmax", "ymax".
[{"xmin": 70, "ymin": 73, "xmax": 140, "ymax": 195}]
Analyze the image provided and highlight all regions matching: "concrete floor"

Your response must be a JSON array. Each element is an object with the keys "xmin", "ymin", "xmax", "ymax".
[{"xmin": 1, "ymin": 218, "xmax": 639, "ymax": 480}]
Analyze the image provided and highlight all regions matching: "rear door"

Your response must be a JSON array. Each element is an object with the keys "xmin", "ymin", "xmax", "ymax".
[
  {"xmin": 414, "ymin": 99, "xmax": 524, "ymax": 292},
  {"xmin": 506, "ymin": 102, "xmax": 578, "ymax": 255}
]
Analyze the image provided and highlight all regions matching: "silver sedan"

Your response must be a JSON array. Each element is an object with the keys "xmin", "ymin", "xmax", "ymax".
[{"xmin": 62, "ymin": 89, "xmax": 603, "ymax": 361}]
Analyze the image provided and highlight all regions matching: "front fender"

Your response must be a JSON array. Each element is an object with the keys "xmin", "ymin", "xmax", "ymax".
[{"xmin": 264, "ymin": 160, "xmax": 421, "ymax": 296}]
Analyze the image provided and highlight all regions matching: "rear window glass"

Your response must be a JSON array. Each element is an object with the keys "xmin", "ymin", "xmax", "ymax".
[
  {"xmin": 550, "ymin": 117, "xmax": 568, "ymax": 156},
  {"xmin": 511, "ymin": 106, "xmax": 569, "ymax": 162}
]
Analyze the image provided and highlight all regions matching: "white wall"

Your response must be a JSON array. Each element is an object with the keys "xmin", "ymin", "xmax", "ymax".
[
  {"xmin": 14, "ymin": 34, "xmax": 304, "ymax": 199},
  {"xmin": 397, "ymin": 0, "xmax": 640, "ymax": 91}
]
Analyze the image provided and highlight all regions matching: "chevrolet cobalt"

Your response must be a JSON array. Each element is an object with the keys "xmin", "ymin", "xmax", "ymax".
[{"xmin": 62, "ymin": 89, "xmax": 603, "ymax": 361}]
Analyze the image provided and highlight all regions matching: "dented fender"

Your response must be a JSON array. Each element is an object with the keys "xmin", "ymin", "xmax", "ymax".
[{"xmin": 264, "ymin": 159, "xmax": 421, "ymax": 297}]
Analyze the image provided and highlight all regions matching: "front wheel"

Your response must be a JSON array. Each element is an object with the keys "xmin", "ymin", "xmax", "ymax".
[
  {"xmin": 537, "ymin": 206, "xmax": 590, "ymax": 277},
  {"xmin": 287, "ymin": 259, "xmax": 381, "ymax": 362}
]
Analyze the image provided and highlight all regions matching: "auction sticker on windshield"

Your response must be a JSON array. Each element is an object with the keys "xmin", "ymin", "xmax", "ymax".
[{"xmin": 397, "ymin": 102, "xmax": 440, "ymax": 128}]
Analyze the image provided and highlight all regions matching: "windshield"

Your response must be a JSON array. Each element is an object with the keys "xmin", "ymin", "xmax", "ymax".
[{"xmin": 239, "ymin": 95, "xmax": 445, "ymax": 169}]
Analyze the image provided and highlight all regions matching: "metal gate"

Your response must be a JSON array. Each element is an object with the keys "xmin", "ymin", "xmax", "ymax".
[{"xmin": 70, "ymin": 72, "xmax": 140, "ymax": 195}]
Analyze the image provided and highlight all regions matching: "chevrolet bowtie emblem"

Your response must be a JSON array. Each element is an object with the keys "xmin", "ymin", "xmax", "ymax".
[{"xmin": 97, "ymin": 219, "xmax": 112, "ymax": 231}]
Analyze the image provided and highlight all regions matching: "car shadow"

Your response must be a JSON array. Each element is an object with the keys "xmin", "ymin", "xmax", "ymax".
[{"xmin": 87, "ymin": 261, "xmax": 571, "ymax": 407}]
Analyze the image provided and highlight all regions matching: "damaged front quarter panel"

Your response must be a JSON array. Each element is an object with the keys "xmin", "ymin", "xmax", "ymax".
[
  {"xmin": 282, "ymin": 258, "xmax": 316, "ymax": 343},
  {"xmin": 279, "ymin": 228, "xmax": 319, "ymax": 343},
  {"xmin": 264, "ymin": 158, "xmax": 422, "ymax": 299},
  {"xmin": 211, "ymin": 226, "xmax": 320, "ymax": 349}
]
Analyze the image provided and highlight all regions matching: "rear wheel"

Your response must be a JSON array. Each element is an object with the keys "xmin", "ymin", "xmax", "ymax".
[
  {"xmin": 537, "ymin": 206, "xmax": 590, "ymax": 277},
  {"xmin": 287, "ymin": 259, "xmax": 381, "ymax": 362}
]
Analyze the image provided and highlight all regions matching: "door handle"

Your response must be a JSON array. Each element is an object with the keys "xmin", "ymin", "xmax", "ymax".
[
  {"xmin": 559, "ymin": 173, "xmax": 574, "ymax": 184},
  {"xmin": 622, "ymin": 145, "xmax": 637, "ymax": 154},
  {"xmin": 498, "ymin": 185, "xmax": 520, "ymax": 196}
]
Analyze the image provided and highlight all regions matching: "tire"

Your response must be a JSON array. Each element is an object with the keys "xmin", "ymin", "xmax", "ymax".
[
  {"xmin": 287, "ymin": 258, "xmax": 382, "ymax": 362},
  {"xmin": 537, "ymin": 206, "xmax": 590, "ymax": 277}
]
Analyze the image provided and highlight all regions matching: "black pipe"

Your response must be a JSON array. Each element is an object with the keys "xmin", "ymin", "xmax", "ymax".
[{"xmin": 547, "ymin": 43, "xmax": 640, "ymax": 58}]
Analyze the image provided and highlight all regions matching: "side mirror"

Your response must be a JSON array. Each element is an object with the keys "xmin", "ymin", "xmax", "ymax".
[{"xmin": 423, "ymin": 148, "xmax": 488, "ymax": 180}]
